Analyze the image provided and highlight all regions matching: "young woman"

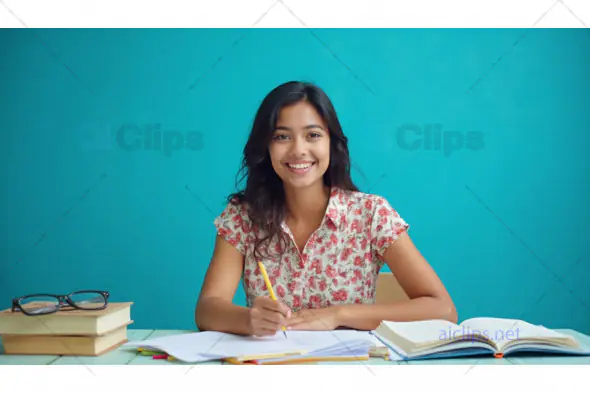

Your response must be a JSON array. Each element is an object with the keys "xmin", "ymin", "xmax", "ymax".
[{"xmin": 195, "ymin": 81, "xmax": 457, "ymax": 336}]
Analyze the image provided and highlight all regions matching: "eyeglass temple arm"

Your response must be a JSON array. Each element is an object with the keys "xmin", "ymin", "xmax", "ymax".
[{"xmin": 11, "ymin": 299, "xmax": 21, "ymax": 312}]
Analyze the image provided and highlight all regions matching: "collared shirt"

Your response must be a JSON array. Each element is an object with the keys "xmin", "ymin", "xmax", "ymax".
[{"xmin": 213, "ymin": 187, "xmax": 409, "ymax": 312}]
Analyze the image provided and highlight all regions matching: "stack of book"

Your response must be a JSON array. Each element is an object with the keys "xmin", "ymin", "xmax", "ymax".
[{"xmin": 0, "ymin": 302, "xmax": 133, "ymax": 356}]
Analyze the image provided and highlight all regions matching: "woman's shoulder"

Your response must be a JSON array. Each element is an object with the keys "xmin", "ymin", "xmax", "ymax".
[
  {"xmin": 334, "ymin": 187, "xmax": 398, "ymax": 213},
  {"xmin": 213, "ymin": 195, "xmax": 255, "ymax": 254},
  {"xmin": 217, "ymin": 195, "xmax": 252, "ymax": 221}
]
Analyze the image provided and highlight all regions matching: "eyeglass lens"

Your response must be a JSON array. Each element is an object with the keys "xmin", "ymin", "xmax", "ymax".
[
  {"xmin": 69, "ymin": 291, "xmax": 107, "ymax": 309},
  {"xmin": 19, "ymin": 296, "xmax": 60, "ymax": 315}
]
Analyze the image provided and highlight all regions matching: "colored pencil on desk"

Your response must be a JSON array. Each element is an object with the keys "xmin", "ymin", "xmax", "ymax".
[{"xmin": 140, "ymin": 350, "xmax": 165, "ymax": 356}]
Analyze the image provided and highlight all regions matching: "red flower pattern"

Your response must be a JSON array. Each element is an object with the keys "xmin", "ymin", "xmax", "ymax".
[{"xmin": 213, "ymin": 187, "xmax": 409, "ymax": 312}]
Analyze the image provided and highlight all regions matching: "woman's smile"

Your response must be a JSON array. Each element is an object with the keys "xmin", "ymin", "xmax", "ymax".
[{"xmin": 284, "ymin": 161, "xmax": 316, "ymax": 175}]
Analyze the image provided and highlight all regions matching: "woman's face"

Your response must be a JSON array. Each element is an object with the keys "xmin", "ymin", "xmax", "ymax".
[{"xmin": 268, "ymin": 101, "xmax": 330, "ymax": 191}]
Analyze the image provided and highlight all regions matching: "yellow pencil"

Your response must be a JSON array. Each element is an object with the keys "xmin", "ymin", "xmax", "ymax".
[{"xmin": 257, "ymin": 261, "xmax": 288, "ymax": 338}]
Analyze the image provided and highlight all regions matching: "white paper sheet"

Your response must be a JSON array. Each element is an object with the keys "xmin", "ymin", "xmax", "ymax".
[{"xmin": 124, "ymin": 329, "xmax": 382, "ymax": 363}]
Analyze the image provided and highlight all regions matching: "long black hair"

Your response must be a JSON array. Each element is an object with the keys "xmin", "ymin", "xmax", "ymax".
[{"xmin": 229, "ymin": 81, "xmax": 359, "ymax": 260}]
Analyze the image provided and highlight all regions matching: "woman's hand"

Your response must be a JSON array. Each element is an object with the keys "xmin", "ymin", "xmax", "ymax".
[
  {"xmin": 248, "ymin": 296, "xmax": 292, "ymax": 336},
  {"xmin": 286, "ymin": 306, "xmax": 342, "ymax": 331}
]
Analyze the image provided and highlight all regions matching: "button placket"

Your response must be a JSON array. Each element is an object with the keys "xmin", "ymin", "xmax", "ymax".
[
  {"xmin": 279, "ymin": 223, "xmax": 305, "ymax": 299},
  {"xmin": 281, "ymin": 222, "xmax": 325, "ymax": 305}
]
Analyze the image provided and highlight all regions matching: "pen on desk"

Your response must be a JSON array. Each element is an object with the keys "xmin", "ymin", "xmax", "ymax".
[{"xmin": 257, "ymin": 261, "xmax": 288, "ymax": 339}]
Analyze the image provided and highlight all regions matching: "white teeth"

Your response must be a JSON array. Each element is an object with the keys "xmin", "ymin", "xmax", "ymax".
[{"xmin": 288, "ymin": 163, "xmax": 313, "ymax": 169}]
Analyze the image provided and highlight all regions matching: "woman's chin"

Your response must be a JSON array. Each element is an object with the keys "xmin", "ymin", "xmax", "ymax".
[{"xmin": 283, "ymin": 177, "xmax": 325, "ymax": 191}]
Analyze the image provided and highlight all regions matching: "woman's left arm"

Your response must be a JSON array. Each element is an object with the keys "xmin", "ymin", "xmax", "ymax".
[{"xmin": 335, "ymin": 232, "xmax": 458, "ymax": 330}]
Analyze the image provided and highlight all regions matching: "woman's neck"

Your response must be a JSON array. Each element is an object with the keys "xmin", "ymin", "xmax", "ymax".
[{"xmin": 284, "ymin": 183, "xmax": 331, "ymax": 225}]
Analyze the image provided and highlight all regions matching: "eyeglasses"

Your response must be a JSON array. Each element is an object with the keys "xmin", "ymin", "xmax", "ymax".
[{"xmin": 11, "ymin": 290, "xmax": 110, "ymax": 316}]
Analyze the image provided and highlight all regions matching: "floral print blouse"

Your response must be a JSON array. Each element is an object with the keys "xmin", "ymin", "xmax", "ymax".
[{"xmin": 213, "ymin": 187, "xmax": 409, "ymax": 312}]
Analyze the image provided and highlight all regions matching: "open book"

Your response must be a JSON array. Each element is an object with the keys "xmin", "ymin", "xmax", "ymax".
[
  {"xmin": 123, "ymin": 329, "xmax": 385, "ymax": 364},
  {"xmin": 372, "ymin": 317, "xmax": 590, "ymax": 360}
]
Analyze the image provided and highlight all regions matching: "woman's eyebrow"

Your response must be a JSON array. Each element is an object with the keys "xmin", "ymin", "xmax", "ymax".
[{"xmin": 274, "ymin": 124, "xmax": 326, "ymax": 131}]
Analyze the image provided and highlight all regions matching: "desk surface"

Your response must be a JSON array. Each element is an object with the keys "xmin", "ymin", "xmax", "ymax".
[{"xmin": 1, "ymin": 328, "xmax": 590, "ymax": 366}]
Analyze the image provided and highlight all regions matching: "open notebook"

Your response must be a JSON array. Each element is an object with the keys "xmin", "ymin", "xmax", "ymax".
[
  {"xmin": 123, "ymin": 329, "xmax": 388, "ymax": 363},
  {"xmin": 372, "ymin": 317, "xmax": 590, "ymax": 360}
]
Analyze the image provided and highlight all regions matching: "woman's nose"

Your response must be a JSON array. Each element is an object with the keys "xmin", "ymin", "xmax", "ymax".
[{"xmin": 290, "ymin": 136, "xmax": 308, "ymax": 156}]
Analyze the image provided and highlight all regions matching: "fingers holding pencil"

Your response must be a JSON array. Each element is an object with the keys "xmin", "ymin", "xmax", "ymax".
[{"xmin": 249, "ymin": 296, "xmax": 291, "ymax": 336}]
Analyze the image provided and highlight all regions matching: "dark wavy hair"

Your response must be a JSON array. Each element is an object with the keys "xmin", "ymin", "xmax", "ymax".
[{"xmin": 229, "ymin": 81, "xmax": 359, "ymax": 261}]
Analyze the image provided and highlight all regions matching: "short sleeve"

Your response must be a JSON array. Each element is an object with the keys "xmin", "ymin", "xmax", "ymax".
[
  {"xmin": 213, "ymin": 200, "xmax": 253, "ymax": 255},
  {"xmin": 370, "ymin": 197, "xmax": 410, "ymax": 260}
]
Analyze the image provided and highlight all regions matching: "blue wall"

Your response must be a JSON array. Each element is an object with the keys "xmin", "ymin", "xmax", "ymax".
[{"xmin": 1, "ymin": 29, "xmax": 589, "ymax": 334}]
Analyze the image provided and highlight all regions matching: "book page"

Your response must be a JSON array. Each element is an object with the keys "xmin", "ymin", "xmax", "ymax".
[
  {"xmin": 460, "ymin": 317, "xmax": 576, "ymax": 349},
  {"xmin": 381, "ymin": 319, "xmax": 462, "ymax": 345}
]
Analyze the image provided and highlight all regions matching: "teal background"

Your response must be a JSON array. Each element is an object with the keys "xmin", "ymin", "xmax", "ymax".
[{"xmin": 1, "ymin": 29, "xmax": 589, "ymax": 334}]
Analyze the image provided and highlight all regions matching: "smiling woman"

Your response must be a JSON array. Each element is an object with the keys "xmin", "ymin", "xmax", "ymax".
[{"xmin": 195, "ymin": 81, "xmax": 457, "ymax": 337}]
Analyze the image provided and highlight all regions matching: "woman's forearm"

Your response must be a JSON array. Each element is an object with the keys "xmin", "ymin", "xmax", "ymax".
[
  {"xmin": 336, "ymin": 296, "xmax": 458, "ymax": 331},
  {"xmin": 195, "ymin": 297, "xmax": 252, "ymax": 335}
]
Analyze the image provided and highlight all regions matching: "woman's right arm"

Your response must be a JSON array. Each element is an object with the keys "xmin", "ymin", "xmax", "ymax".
[
  {"xmin": 195, "ymin": 234, "xmax": 254, "ymax": 335},
  {"xmin": 195, "ymin": 233, "xmax": 292, "ymax": 336}
]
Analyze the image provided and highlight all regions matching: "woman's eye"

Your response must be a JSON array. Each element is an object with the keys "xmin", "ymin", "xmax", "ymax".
[
  {"xmin": 309, "ymin": 132, "xmax": 322, "ymax": 139},
  {"xmin": 273, "ymin": 134, "xmax": 289, "ymax": 141}
]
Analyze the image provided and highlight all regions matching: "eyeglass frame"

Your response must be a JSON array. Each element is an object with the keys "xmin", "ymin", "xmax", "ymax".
[{"xmin": 11, "ymin": 290, "xmax": 110, "ymax": 316}]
